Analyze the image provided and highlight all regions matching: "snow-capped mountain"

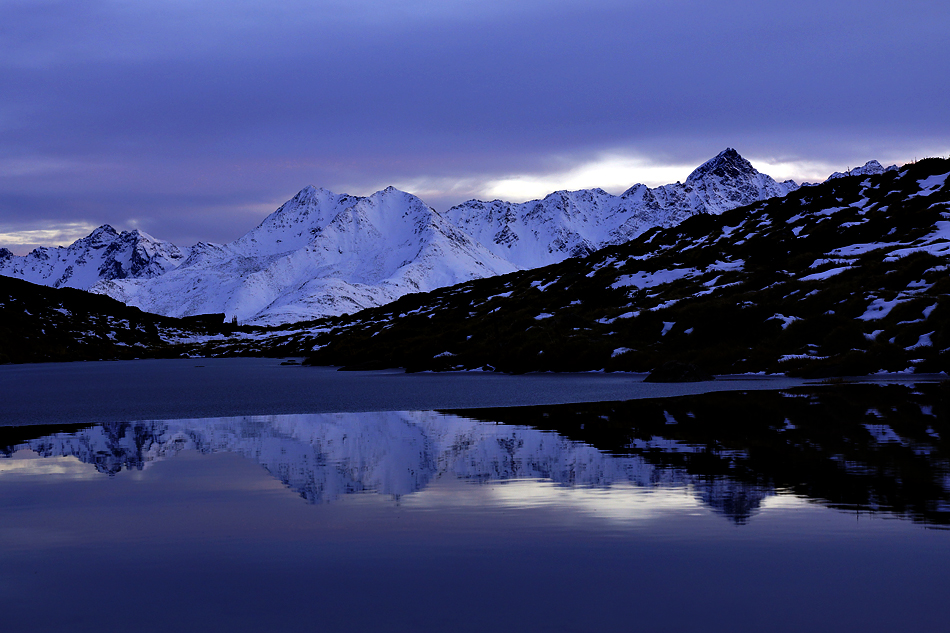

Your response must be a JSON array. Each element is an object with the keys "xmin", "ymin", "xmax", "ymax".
[
  {"xmin": 0, "ymin": 225, "xmax": 189, "ymax": 289},
  {"xmin": 827, "ymin": 159, "xmax": 898, "ymax": 180},
  {"xmin": 93, "ymin": 186, "xmax": 517, "ymax": 325},
  {"xmin": 446, "ymin": 148, "xmax": 798, "ymax": 268}
]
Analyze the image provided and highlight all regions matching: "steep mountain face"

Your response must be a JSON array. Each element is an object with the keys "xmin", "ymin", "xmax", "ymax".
[
  {"xmin": 300, "ymin": 157, "xmax": 950, "ymax": 376},
  {"xmin": 0, "ymin": 225, "xmax": 189, "ymax": 289},
  {"xmin": 445, "ymin": 148, "xmax": 798, "ymax": 269},
  {"xmin": 93, "ymin": 187, "xmax": 517, "ymax": 325}
]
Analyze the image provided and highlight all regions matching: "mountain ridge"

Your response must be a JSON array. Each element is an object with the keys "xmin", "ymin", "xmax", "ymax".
[
  {"xmin": 445, "ymin": 147, "xmax": 798, "ymax": 269},
  {"xmin": 0, "ymin": 225, "xmax": 189, "ymax": 290},
  {"xmin": 91, "ymin": 187, "xmax": 518, "ymax": 325}
]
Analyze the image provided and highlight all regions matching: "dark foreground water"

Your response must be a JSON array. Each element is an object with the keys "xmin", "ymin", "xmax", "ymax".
[
  {"xmin": 0, "ymin": 357, "xmax": 814, "ymax": 426},
  {"xmin": 1, "ymin": 378, "xmax": 949, "ymax": 633}
]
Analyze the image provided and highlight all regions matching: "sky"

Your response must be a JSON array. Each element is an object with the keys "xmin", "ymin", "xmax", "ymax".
[{"xmin": 1, "ymin": 0, "xmax": 948, "ymax": 253}]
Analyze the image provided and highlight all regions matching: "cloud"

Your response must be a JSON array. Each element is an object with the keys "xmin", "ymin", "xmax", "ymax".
[
  {"xmin": 0, "ymin": 0, "xmax": 948, "ymax": 247},
  {"xmin": 0, "ymin": 221, "xmax": 100, "ymax": 254}
]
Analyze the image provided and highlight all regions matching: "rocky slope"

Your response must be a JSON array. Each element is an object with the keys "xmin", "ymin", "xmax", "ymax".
[{"xmin": 0, "ymin": 275, "xmax": 234, "ymax": 363}]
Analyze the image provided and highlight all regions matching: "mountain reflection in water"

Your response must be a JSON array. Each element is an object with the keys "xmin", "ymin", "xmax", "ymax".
[{"xmin": 3, "ymin": 383, "xmax": 949, "ymax": 527}]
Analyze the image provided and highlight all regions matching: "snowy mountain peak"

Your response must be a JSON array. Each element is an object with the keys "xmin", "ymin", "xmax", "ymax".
[
  {"xmin": 0, "ymin": 225, "xmax": 190, "ymax": 289},
  {"xmin": 85, "ymin": 224, "xmax": 119, "ymax": 243},
  {"xmin": 8, "ymin": 149, "xmax": 895, "ymax": 326},
  {"xmin": 94, "ymin": 185, "xmax": 516, "ymax": 324},
  {"xmin": 685, "ymin": 148, "xmax": 754, "ymax": 183},
  {"xmin": 620, "ymin": 182, "xmax": 652, "ymax": 199},
  {"xmin": 446, "ymin": 148, "xmax": 797, "ymax": 270},
  {"xmin": 828, "ymin": 160, "xmax": 898, "ymax": 180},
  {"xmin": 291, "ymin": 184, "xmax": 319, "ymax": 200}
]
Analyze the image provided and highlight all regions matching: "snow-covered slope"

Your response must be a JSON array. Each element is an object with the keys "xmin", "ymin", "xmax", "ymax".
[
  {"xmin": 0, "ymin": 225, "xmax": 188, "ymax": 289},
  {"xmin": 93, "ymin": 187, "xmax": 517, "ymax": 325},
  {"xmin": 446, "ymin": 148, "xmax": 798, "ymax": 269}
]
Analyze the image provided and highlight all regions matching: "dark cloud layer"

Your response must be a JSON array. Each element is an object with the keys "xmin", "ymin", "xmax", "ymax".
[{"xmin": 2, "ymin": 0, "xmax": 948, "ymax": 252}]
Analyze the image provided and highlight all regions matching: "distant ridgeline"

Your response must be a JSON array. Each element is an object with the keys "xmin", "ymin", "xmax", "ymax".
[
  {"xmin": 2, "ymin": 156, "xmax": 949, "ymax": 375},
  {"xmin": 299, "ymin": 156, "xmax": 950, "ymax": 376}
]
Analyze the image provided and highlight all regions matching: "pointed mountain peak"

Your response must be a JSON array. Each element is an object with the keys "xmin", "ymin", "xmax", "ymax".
[
  {"xmin": 370, "ymin": 186, "xmax": 418, "ymax": 202},
  {"xmin": 290, "ymin": 185, "xmax": 325, "ymax": 202},
  {"xmin": 621, "ymin": 182, "xmax": 650, "ymax": 198},
  {"xmin": 686, "ymin": 148, "xmax": 756, "ymax": 183},
  {"xmin": 83, "ymin": 224, "xmax": 120, "ymax": 245},
  {"xmin": 90, "ymin": 224, "xmax": 118, "ymax": 236}
]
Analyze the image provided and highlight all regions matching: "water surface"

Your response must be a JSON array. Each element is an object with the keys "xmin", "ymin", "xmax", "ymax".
[
  {"xmin": 1, "ymin": 357, "xmax": 813, "ymax": 426},
  {"xmin": 2, "ymin": 383, "xmax": 948, "ymax": 632}
]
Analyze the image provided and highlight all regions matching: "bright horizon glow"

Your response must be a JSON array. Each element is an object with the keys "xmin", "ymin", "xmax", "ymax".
[
  {"xmin": 0, "ymin": 222, "xmax": 101, "ymax": 252},
  {"xmin": 480, "ymin": 153, "xmax": 699, "ymax": 201}
]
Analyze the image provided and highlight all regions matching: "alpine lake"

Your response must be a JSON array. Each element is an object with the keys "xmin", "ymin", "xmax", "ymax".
[{"xmin": 1, "ymin": 358, "xmax": 949, "ymax": 632}]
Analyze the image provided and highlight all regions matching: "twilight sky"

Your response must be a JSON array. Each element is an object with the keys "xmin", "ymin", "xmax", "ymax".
[{"xmin": 1, "ymin": 0, "xmax": 948, "ymax": 253}]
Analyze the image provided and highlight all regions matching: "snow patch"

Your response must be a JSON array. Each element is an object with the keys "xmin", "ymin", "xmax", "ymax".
[
  {"xmin": 800, "ymin": 266, "xmax": 849, "ymax": 282},
  {"xmin": 769, "ymin": 314, "xmax": 800, "ymax": 330}
]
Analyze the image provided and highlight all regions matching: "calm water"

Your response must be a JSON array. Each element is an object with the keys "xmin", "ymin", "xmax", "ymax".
[
  {"xmin": 0, "ymin": 358, "xmax": 812, "ymax": 426},
  {"xmin": 1, "ymin": 377, "xmax": 949, "ymax": 632}
]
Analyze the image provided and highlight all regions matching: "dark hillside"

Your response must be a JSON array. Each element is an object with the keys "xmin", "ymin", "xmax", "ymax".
[{"xmin": 0, "ymin": 276, "xmax": 223, "ymax": 363}]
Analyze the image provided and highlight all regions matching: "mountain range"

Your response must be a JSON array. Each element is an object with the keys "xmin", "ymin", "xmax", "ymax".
[{"xmin": 1, "ymin": 149, "xmax": 810, "ymax": 325}]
